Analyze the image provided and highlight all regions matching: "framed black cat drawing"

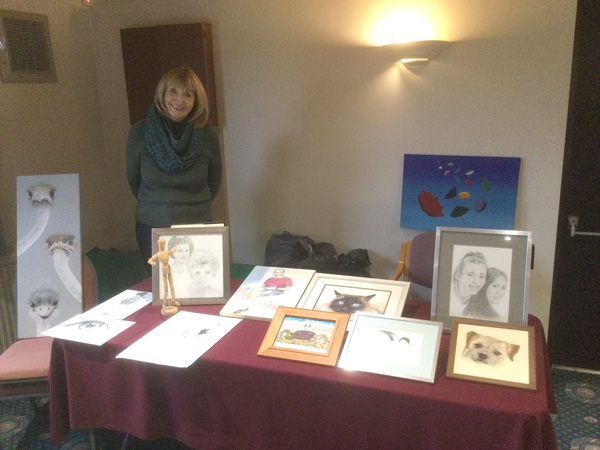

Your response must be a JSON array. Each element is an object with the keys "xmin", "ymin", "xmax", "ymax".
[{"xmin": 297, "ymin": 274, "xmax": 410, "ymax": 328}]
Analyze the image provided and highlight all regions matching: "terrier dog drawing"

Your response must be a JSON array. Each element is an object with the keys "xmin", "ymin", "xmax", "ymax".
[{"xmin": 462, "ymin": 331, "xmax": 520, "ymax": 366}]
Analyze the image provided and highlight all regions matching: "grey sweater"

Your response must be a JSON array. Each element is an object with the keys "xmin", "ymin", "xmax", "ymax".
[{"xmin": 126, "ymin": 119, "xmax": 222, "ymax": 227}]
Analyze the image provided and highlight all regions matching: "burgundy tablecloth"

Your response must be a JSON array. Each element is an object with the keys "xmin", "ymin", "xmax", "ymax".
[{"xmin": 50, "ymin": 279, "xmax": 557, "ymax": 449}]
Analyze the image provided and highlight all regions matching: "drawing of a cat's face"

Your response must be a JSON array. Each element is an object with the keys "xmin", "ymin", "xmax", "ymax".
[{"xmin": 328, "ymin": 291, "xmax": 376, "ymax": 314}]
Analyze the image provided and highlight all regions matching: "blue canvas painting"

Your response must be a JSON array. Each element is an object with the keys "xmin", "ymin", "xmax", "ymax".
[{"xmin": 400, "ymin": 154, "xmax": 521, "ymax": 231}]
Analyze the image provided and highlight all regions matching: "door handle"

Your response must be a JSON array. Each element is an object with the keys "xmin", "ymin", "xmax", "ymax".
[{"xmin": 569, "ymin": 215, "xmax": 600, "ymax": 237}]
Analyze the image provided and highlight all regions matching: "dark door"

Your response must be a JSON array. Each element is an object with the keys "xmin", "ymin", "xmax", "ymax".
[
  {"xmin": 120, "ymin": 23, "xmax": 218, "ymax": 126},
  {"xmin": 120, "ymin": 23, "xmax": 229, "ymax": 226},
  {"xmin": 548, "ymin": 0, "xmax": 600, "ymax": 371}
]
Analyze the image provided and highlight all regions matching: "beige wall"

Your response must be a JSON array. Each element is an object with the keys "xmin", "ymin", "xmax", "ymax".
[
  {"xmin": 0, "ymin": 0, "xmax": 576, "ymax": 331},
  {"xmin": 0, "ymin": 0, "xmax": 109, "ymax": 253}
]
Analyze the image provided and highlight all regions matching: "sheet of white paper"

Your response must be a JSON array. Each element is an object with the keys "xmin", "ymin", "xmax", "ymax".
[
  {"xmin": 42, "ymin": 313, "xmax": 135, "ymax": 346},
  {"xmin": 115, "ymin": 311, "xmax": 242, "ymax": 368},
  {"xmin": 83, "ymin": 289, "xmax": 151, "ymax": 320}
]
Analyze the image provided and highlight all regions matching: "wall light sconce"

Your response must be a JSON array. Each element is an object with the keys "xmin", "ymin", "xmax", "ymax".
[{"xmin": 382, "ymin": 40, "xmax": 451, "ymax": 67}]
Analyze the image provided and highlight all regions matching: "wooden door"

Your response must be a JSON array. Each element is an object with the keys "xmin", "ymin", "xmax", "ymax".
[
  {"xmin": 120, "ymin": 23, "xmax": 228, "ymax": 226},
  {"xmin": 121, "ymin": 22, "xmax": 218, "ymax": 125},
  {"xmin": 548, "ymin": 0, "xmax": 600, "ymax": 371}
]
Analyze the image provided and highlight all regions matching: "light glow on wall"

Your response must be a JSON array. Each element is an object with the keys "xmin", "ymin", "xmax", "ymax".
[{"xmin": 372, "ymin": 11, "xmax": 433, "ymax": 45}]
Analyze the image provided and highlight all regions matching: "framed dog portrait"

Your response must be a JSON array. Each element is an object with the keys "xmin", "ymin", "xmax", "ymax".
[
  {"xmin": 257, "ymin": 307, "xmax": 349, "ymax": 366},
  {"xmin": 338, "ymin": 313, "xmax": 443, "ymax": 383},
  {"xmin": 446, "ymin": 318, "xmax": 536, "ymax": 390},
  {"xmin": 296, "ymin": 274, "xmax": 410, "ymax": 329},
  {"xmin": 151, "ymin": 225, "xmax": 230, "ymax": 306},
  {"xmin": 431, "ymin": 227, "xmax": 533, "ymax": 331}
]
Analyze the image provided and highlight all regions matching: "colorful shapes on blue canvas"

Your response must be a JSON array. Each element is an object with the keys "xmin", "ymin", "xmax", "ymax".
[
  {"xmin": 418, "ymin": 190, "xmax": 444, "ymax": 217},
  {"xmin": 401, "ymin": 154, "xmax": 521, "ymax": 231},
  {"xmin": 482, "ymin": 176, "xmax": 492, "ymax": 193},
  {"xmin": 444, "ymin": 186, "xmax": 457, "ymax": 199},
  {"xmin": 474, "ymin": 198, "xmax": 487, "ymax": 213},
  {"xmin": 450, "ymin": 206, "xmax": 469, "ymax": 218}
]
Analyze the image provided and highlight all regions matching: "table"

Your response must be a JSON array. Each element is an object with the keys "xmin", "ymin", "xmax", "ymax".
[{"xmin": 49, "ymin": 278, "xmax": 558, "ymax": 450}]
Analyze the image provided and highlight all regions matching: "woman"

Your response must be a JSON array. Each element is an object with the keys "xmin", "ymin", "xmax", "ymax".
[
  {"xmin": 126, "ymin": 67, "xmax": 222, "ymax": 265},
  {"xmin": 462, "ymin": 267, "xmax": 508, "ymax": 320}
]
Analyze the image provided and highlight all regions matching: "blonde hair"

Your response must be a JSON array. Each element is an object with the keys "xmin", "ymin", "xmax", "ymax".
[
  {"xmin": 154, "ymin": 66, "xmax": 210, "ymax": 128},
  {"xmin": 453, "ymin": 251, "xmax": 487, "ymax": 283}
]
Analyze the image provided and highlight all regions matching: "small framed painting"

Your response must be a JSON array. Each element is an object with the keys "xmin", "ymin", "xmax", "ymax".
[
  {"xmin": 150, "ymin": 225, "xmax": 229, "ymax": 306},
  {"xmin": 297, "ymin": 273, "xmax": 410, "ymax": 327},
  {"xmin": 431, "ymin": 227, "xmax": 532, "ymax": 331},
  {"xmin": 257, "ymin": 307, "xmax": 349, "ymax": 366},
  {"xmin": 338, "ymin": 312, "xmax": 443, "ymax": 383},
  {"xmin": 446, "ymin": 318, "xmax": 536, "ymax": 390}
]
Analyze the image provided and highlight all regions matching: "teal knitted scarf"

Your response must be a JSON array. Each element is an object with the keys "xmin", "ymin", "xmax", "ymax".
[{"xmin": 144, "ymin": 105, "xmax": 204, "ymax": 174}]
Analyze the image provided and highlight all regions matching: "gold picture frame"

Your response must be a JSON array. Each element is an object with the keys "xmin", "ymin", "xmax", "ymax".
[
  {"xmin": 446, "ymin": 318, "xmax": 536, "ymax": 391},
  {"xmin": 257, "ymin": 307, "xmax": 349, "ymax": 366}
]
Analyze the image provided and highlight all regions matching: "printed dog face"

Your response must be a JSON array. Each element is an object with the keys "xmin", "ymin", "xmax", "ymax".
[{"xmin": 462, "ymin": 331, "xmax": 520, "ymax": 366}]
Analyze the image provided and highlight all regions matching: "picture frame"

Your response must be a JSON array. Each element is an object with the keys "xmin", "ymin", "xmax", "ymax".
[
  {"xmin": 257, "ymin": 307, "xmax": 349, "ymax": 366},
  {"xmin": 151, "ymin": 225, "xmax": 230, "ymax": 306},
  {"xmin": 446, "ymin": 318, "xmax": 536, "ymax": 390},
  {"xmin": 431, "ymin": 227, "xmax": 532, "ymax": 331},
  {"xmin": 338, "ymin": 312, "xmax": 443, "ymax": 383},
  {"xmin": 296, "ymin": 273, "xmax": 410, "ymax": 327},
  {"xmin": 219, "ymin": 266, "xmax": 316, "ymax": 321}
]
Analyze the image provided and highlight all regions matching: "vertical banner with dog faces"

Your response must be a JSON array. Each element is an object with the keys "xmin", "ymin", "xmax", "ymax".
[{"xmin": 16, "ymin": 174, "xmax": 82, "ymax": 338}]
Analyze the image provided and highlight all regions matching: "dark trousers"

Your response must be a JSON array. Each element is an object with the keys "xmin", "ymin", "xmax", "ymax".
[{"xmin": 136, "ymin": 221, "xmax": 154, "ymax": 275}]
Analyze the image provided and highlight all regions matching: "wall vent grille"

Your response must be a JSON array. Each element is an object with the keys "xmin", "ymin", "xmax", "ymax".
[{"xmin": 0, "ymin": 9, "xmax": 56, "ymax": 83}]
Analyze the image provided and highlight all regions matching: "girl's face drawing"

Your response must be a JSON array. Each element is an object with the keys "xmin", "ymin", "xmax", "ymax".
[
  {"xmin": 456, "ymin": 262, "xmax": 487, "ymax": 297},
  {"xmin": 177, "ymin": 243, "xmax": 191, "ymax": 260},
  {"xmin": 486, "ymin": 274, "xmax": 508, "ymax": 304}
]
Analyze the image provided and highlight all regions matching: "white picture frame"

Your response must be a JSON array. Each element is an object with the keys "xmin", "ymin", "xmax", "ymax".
[
  {"xmin": 297, "ymin": 273, "xmax": 410, "ymax": 326},
  {"xmin": 338, "ymin": 312, "xmax": 443, "ymax": 383}
]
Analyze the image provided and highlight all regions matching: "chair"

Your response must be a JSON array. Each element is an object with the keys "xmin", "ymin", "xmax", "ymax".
[
  {"xmin": 0, "ymin": 249, "xmax": 97, "ymax": 449},
  {"xmin": 83, "ymin": 247, "xmax": 149, "ymax": 307},
  {"xmin": 391, "ymin": 231, "xmax": 436, "ymax": 288},
  {"xmin": 0, "ymin": 336, "xmax": 54, "ymax": 449}
]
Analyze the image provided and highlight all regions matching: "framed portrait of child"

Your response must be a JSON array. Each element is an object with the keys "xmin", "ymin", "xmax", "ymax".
[{"xmin": 150, "ymin": 225, "xmax": 229, "ymax": 306}]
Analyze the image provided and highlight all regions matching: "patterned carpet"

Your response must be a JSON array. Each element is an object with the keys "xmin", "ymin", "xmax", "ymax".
[
  {"xmin": 552, "ymin": 367, "xmax": 600, "ymax": 450},
  {"xmin": 0, "ymin": 367, "xmax": 598, "ymax": 449}
]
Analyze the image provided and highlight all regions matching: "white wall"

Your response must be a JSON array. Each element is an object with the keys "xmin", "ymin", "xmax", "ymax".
[
  {"xmin": 1, "ymin": 0, "xmax": 576, "ymax": 331},
  {"xmin": 0, "ymin": 0, "xmax": 108, "ymax": 254}
]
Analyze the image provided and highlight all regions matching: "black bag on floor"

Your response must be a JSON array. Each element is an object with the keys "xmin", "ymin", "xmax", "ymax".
[
  {"xmin": 298, "ymin": 247, "xmax": 371, "ymax": 277},
  {"xmin": 263, "ymin": 231, "xmax": 315, "ymax": 267}
]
